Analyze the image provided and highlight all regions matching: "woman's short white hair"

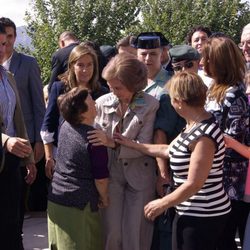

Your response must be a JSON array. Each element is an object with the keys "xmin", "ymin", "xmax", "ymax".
[{"xmin": 242, "ymin": 23, "xmax": 250, "ymax": 37}]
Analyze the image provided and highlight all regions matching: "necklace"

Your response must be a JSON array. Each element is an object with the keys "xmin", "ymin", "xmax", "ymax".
[
  {"xmin": 185, "ymin": 111, "xmax": 207, "ymax": 133},
  {"xmin": 118, "ymin": 102, "xmax": 129, "ymax": 117}
]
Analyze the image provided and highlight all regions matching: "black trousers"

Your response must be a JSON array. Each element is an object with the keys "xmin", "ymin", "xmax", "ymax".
[
  {"xmin": 19, "ymin": 154, "xmax": 48, "ymax": 236},
  {"xmin": 216, "ymin": 200, "xmax": 250, "ymax": 250},
  {"xmin": 0, "ymin": 153, "xmax": 23, "ymax": 250},
  {"xmin": 172, "ymin": 213, "xmax": 229, "ymax": 250},
  {"xmin": 27, "ymin": 155, "xmax": 48, "ymax": 211},
  {"xmin": 151, "ymin": 208, "xmax": 174, "ymax": 250}
]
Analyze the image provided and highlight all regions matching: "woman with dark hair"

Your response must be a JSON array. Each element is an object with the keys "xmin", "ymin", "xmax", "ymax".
[
  {"xmin": 47, "ymin": 87, "xmax": 109, "ymax": 250},
  {"xmin": 186, "ymin": 25, "xmax": 213, "ymax": 87},
  {"xmin": 203, "ymin": 37, "xmax": 250, "ymax": 250},
  {"xmin": 41, "ymin": 44, "xmax": 109, "ymax": 179},
  {"xmin": 87, "ymin": 53, "xmax": 159, "ymax": 250},
  {"xmin": 185, "ymin": 25, "xmax": 212, "ymax": 54},
  {"xmin": 115, "ymin": 72, "xmax": 231, "ymax": 250}
]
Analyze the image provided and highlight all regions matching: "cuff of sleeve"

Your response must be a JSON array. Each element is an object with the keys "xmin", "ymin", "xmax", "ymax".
[{"xmin": 40, "ymin": 130, "xmax": 54, "ymax": 144}]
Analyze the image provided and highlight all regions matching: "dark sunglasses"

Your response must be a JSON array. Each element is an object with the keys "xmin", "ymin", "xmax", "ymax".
[{"xmin": 172, "ymin": 61, "xmax": 194, "ymax": 72}]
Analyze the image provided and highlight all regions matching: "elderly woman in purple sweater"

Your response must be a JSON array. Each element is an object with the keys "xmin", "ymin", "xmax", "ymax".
[{"xmin": 47, "ymin": 87, "xmax": 109, "ymax": 250}]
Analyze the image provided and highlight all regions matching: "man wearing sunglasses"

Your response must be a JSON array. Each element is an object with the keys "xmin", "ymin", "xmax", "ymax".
[{"xmin": 169, "ymin": 45, "xmax": 200, "ymax": 74}]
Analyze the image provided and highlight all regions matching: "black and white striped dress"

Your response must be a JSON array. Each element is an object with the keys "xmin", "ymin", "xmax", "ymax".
[{"xmin": 169, "ymin": 117, "xmax": 231, "ymax": 217}]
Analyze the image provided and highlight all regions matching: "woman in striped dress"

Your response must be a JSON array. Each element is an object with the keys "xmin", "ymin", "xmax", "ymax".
[{"xmin": 114, "ymin": 72, "xmax": 231, "ymax": 250}]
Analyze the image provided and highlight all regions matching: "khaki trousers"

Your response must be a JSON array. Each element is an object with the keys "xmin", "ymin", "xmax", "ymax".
[{"xmin": 101, "ymin": 174, "xmax": 155, "ymax": 250}]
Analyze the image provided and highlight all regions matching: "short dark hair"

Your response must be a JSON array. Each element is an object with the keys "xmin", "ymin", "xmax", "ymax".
[
  {"xmin": 0, "ymin": 24, "xmax": 6, "ymax": 35},
  {"xmin": 185, "ymin": 25, "xmax": 212, "ymax": 45},
  {"xmin": 116, "ymin": 35, "xmax": 136, "ymax": 49},
  {"xmin": 0, "ymin": 17, "xmax": 16, "ymax": 36},
  {"xmin": 58, "ymin": 87, "xmax": 89, "ymax": 126},
  {"xmin": 82, "ymin": 40, "xmax": 101, "ymax": 53},
  {"xmin": 209, "ymin": 32, "xmax": 231, "ymax": 39},
  {"xmin": 59, "ymin": 31, "xmax": 77, "ymax": 42}
]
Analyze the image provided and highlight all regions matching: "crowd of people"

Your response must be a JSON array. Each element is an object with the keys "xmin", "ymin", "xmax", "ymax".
[{"xmin": 0, "ymin": 15, "xmax": 250, "ymax": 250}]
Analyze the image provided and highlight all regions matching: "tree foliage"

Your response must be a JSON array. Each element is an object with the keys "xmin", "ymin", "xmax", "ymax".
[
  {"xmin": 24, "ymin": 0, "xmax": 250, "ymax": 84},
  {"xmin": 134, "ymin": 0, "xmax": 250, "ymax": 45},
  {"xmin": 25, "ymin": 0, "xmax": 141, "ymax": 84}
]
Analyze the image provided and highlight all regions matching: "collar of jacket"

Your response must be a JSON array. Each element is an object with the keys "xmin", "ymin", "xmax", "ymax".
[{"xmin": 102, "ymin": 92, "xmax": 146, "ymax": 114}]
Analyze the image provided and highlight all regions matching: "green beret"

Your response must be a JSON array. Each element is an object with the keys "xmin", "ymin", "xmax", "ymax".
[{"xmin": 170, "ymin": 45, "xmax": 200, "ymax": 63}]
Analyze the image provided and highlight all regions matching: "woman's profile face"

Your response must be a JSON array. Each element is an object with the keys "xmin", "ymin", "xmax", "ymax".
[
  {"xmin": 74, "ymin": 54, "xmax": 94, "ymax": 86},
  {"xmin": 84, "ymin": 94, "xmax": 97, "ymax": 122},
  {"xmin": 107, "ymin": 78, "xmax": 134, "ymax": 103}
]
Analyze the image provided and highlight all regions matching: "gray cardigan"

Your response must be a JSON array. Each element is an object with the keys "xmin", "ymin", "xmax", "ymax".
[{"xmin": 48, "ymin": 121, "xmax": 100, "ymax": 211}]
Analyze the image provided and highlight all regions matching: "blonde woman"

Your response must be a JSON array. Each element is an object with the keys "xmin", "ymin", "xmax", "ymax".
[
  {"xmin": 114, "ymin": 72, "xmax": 231, "ymax": 250},
  {"xmin": 41, "ymin": 44, "xmax": 108, "ymax": 179}
]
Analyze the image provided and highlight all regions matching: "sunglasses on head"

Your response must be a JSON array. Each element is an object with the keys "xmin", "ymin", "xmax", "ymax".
[{"xmin": 172, "ymin": 61, "xmax": 194, "ymax": 72}]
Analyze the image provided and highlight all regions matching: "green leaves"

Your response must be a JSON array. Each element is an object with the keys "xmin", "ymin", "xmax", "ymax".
[
  {"xmin": 23, "ymin": 0, "xmax": 250, "ymax": 84},
  {"xmin": 136, "ymin": 0, "xmax": 250, "ymax": 45},
  {"xmin": 25, "ymin": 0, "xmax": 141, "ymax": 84}
]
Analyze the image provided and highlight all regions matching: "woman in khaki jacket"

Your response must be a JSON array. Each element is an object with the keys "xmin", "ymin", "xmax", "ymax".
[{"xmin": 88, "ymin": 53, "xmax": 159, "ymax": 250}]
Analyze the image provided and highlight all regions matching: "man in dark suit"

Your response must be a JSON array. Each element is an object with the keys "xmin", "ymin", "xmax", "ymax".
[
  {"xmin": 0, "ymin": 17, "xmax": 46, "ymax": 239},
  {"xmin": 0, "ymin": 17, "xmax": 45, "ymax": 167},
  {"xmin": 0, "ymin": 24, "xmax": 36, "ymax": 250},
  {"xmin": 48, "ymin": 31, "xmax": 79, "ymax": 92}
]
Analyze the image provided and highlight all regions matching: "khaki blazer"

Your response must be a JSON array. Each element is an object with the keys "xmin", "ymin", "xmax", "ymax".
[
  {"xmin": 95, "ymin": 92, "xmax": 159, "ymax": 190},
  {"xmin": 1, "ymin": 71, "xmax": 34, "ymax": 170}
]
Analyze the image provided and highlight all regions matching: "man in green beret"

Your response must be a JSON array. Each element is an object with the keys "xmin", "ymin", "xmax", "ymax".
[{"xmin": 169, "ymin": 45, "xmax": 200, "ymax": 73}]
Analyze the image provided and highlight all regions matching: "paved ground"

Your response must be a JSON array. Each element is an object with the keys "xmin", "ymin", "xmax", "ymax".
[
  {"xmin": 23, "ymin": 212, "xmax": 48, "ymax": 250},
  {"xmin": 22, "ymin": 212, "xmax": 242, "ymax": 250}
]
